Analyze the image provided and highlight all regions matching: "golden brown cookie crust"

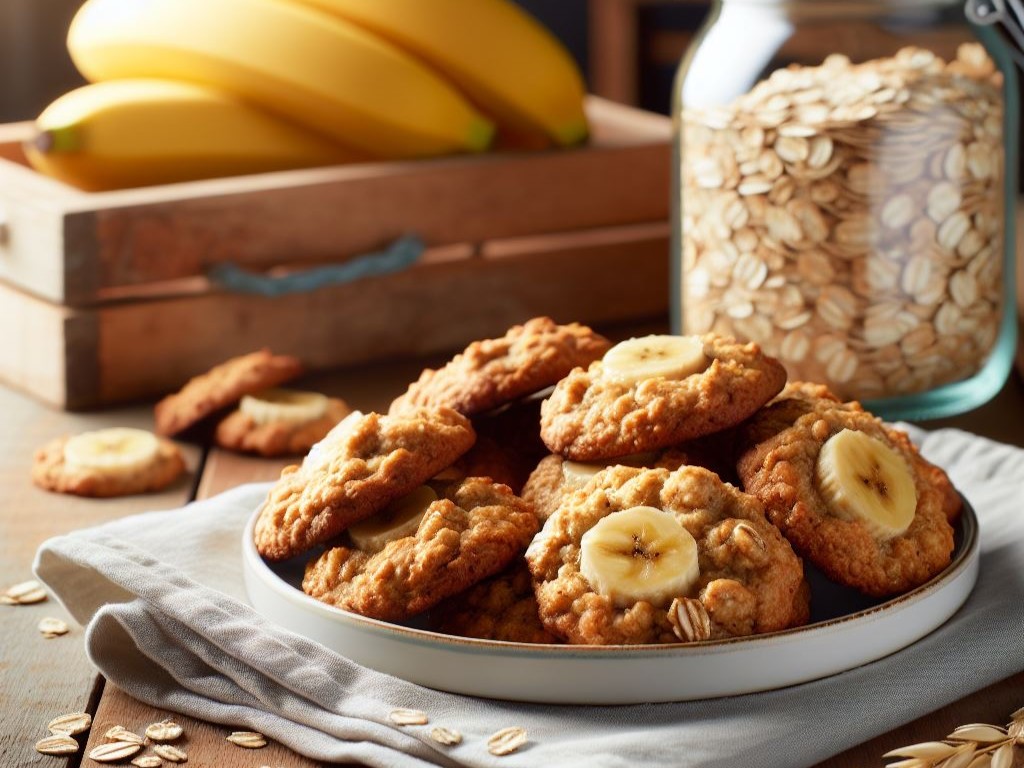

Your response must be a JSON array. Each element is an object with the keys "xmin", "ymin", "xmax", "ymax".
[
  {"xmin": 736, "ymin": 403, "xmax": 958, "ymax": 597},
  {"xmin": 32, "ymin": 435, "xmax": 185, "ymax": 498},
  {"xmin": 431, "ymin": 561, "xmax": 559, "ymax": 644},
  {"xmin": 389, "ymin": 317, "xmax": 610, "ymax": 417},
  {"xmin": 526, "ymin": 465, "xmax": 808, "ymax": 645},
  {"xmin": 154, "ymin": 349, "xmax": 303, "ymax": 437},
  {"xmin": 539, "ymin": 335, "xmax": 787, "ymax": 461},
  {"xmin": 302, "ymin": 477, "xmax": 539, "ymax": 622},
  {"xmin": 521, "ymin": 450, "xmax": 694, "ymax": 522},
  {"xmin": 254, "ymin": 408, "xmax": 475, "ymax": 561},
  {"xmin": 214, "ymin": 398, "xmax": 351, "ymax": 457}
]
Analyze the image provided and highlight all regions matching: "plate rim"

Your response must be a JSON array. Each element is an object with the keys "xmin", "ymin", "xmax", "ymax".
[{"xmin": 242, "ymin": 495, "xmax": 979, "ymax": 659}]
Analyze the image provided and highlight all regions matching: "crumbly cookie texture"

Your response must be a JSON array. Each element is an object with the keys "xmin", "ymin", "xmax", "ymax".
[
  {"xmin": 303, "ymin": 477, "xmax": 539, "ymax": 622},
  {"xmin": 521, "ymin": 449, "xmax": 694, "ymax": 523},
  {"xmin": 736, "ymin": 387, "xmax": 959, "ymax": 596},
  {"xmin": 539, "ymin": 335, "xmax": 787, "ymax": 461},
  {"xmin": 154, "ymin": 349, "xmax": 303, "ymax": 437},
  {"xmin": 389, "ymin": 317, "xmax": 611, "ymax": 416},
  {"xmin": 254, "ymin": 408, "xmax": 475, "ymax": 561},
  {"xmin": 431, "ymin": 560, "xmax": 559, "ymax": 644},
  {"xmin": 32, "ymin": 436, "xmax": 185, "ymax": 497},
  {"xmin": 214, "ymin": 397, "xmax": 351, "ymax": 457},
  {"xmin": 526, "ymin": 465, "xmax": 808, "ymax": 645}
]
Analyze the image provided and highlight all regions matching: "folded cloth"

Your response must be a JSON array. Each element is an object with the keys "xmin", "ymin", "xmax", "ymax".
[{"xmin": 34, "ymin": 428, "xmax": 1024, "ymax": 768}]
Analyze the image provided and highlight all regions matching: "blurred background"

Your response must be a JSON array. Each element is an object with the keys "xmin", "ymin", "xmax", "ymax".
[{"xmin": 0, "ymin": 0, "xmax": 714, "ymax": 121}]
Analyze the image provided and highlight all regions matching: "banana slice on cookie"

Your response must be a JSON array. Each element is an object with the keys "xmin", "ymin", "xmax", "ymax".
[
  {"xmin": 579, "ymin": 505, "xmax": 700, "ymax": 608},
  {"xmin": 63, "ymin": 428, "xmax": 160, "ymax": 476},
  {"xmin": 348, "ymin": 485, "xmax": 438, "ymax": 552},
  {"xmin": 816, "ymin": 428, "xmax": 917, "ymax": 540},
  {"xmin": 602, "ymin": 335, "xmax": 710, "ymax": 385},
  {"xmin": 240, "ymin": 388, "xmax": 328, "ymax": 425},
  {"xmin": 561, "ymin": 453, "xmax": 659, "ymax": 486}
]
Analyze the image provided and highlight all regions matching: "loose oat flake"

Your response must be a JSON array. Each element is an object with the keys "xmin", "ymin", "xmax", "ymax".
[
  {"xmin": 38, "ymin": 617, "xmax": 69, "ymax": 638},
  {"xmin": 35, "ymin": 734, "xmax": 79, "ymax": 755},
  {"xmin": 389, "ymin": 708, "xmax": 429, "ymax": 726},
  {"xmin": 429, "ymin": 726, "xmax": 462, "ymax": 746},
  {"xmin": 145, "ymin": 720, "xmax": 184, "ymax": 741},
  {"xmin": 226, "ymin": 730, "xmax": 267, "ymax": 748},
  {"xmin": 89, "ymin": 740, "xmax": 143, "ymax": 762},
  {"xmin": 131, "ymin": 756, "xmax": 163, "ymax": 768},
  {"xmin": 153, "ymin": 743, "xmax": 188, "ymax": 762},
  {"xmin": 104, "ymin": 725, "xmax": 145, "ymax": 744},
  {"xmin": 3, "ymin": 579, "xmax": 47, "ymax": 605},
  {"xmin": 487, "ymin": 727, "xmax": 527, "ymax": 756},
  {"xmin": 47, "ymin": 711, "xmax": 92, "ymax": 735}
]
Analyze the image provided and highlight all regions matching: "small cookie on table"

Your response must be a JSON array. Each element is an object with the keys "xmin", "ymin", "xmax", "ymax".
[
  {"xmin": 253, "ymin": 408, "xmax": 476, "ymax": 561},
  {"xmin": 155, "ymin": 348, "xmax": 303, "ymax": 437},
  {"xmin": 526, "ymin": 465, "xmax": 808, "ymax": 645},
  {"xmin": 214, "ymin": 392, "xmax": 351, "ymax": 457},
  {"xmin": 736, "ymin": 382, "xmax": 960, "ymax": 596},
  {"xmin": 33, "ymin": 428, "xmax": 185, "ymax": 498},
  {"xmin": 303, "ymin": 477, "xmax": 538, "ymax": 622},
  {"xmin": 389, "ymin": 316, "xmax": 611, "ymax": 416},
  {"xmin": 539, "ymin": 334, "xmax": 787, "ymax": 461}
]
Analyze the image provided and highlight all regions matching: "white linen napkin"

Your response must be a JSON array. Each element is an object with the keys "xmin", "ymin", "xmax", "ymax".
[{"xmin": 34, "ymin": 427, "xmax": 1024, "ymax": 768}]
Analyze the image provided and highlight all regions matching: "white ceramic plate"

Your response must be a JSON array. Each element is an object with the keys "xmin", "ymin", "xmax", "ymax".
[{"xmin": 242, "ymin": 500, "xmax": 978, "ymax": 704}]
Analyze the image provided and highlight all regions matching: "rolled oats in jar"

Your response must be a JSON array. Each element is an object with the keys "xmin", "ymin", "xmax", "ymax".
[{"xmin": 674, "ymin": 0, "xmax": 1018, "ymax": 419}]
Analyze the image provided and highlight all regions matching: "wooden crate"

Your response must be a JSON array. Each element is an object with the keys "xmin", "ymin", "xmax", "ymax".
[{"xmin": 0, "ymin": 98, "xmax": 671, "ymax": 409}]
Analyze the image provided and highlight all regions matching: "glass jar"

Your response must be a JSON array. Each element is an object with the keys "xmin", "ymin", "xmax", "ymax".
[{"xmin": 672, "ymin": 0, "xmax": 1019, "ymax": 420}]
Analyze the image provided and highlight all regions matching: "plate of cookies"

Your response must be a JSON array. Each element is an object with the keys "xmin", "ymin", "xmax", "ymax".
[{"xmin": 242, "ymin": 317, "xmax": 978, "ymax": 704}]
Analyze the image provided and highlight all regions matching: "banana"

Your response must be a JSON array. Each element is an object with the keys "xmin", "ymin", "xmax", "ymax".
[
  {"xmin": 286, "ymin": 0, "xmax": 588, "ymax": 149},
  {"xmin": 579, "ymin": 505, "xmax": 700, "ymax": 608},
  {"xmin": 25, "ymin": 80, "xmax": 358, "ymax": 192},
  {"xmin": 347, "ymin": 485, "xmax": 437, "ymax": 551},
  {"xmin": 67, "ymin": 0, "xmax": 494, "ymax": 159},
  {"xmin": 561, "ymin": 453, "xmax": 659, "ymax": 486},
  {"xmin": 240, "ymin": 387, "xmax": 329, "ymax": 426},
  {"xmin": 815, "ymin": 428, "xmax": 918, "ymax": 540},
  {"xmin": 63, "ymin": 428, "xmax": 160, "ymax": 475},
  {"xmin": 601, "ymin": 335, "xmax": 710, "ymax": 385},
  {"xmin": 303, "ymin": 410, "xmax": 363, "ymax": 471}
]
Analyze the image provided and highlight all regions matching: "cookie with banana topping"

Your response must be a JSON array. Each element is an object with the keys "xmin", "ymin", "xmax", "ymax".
[
  {"xmin": 33, "ymin": 428, "xmax": 185, "ymax": 497},
  {"xmin": 526, "ymin": 465, "xmax": 808, "ymax": 645},
  {"xmin": 155, "ymin": 348, "xmax": 304, "ymax": 437},
  {"xmin": 389, "ymin": 316, "xmax": 611, "ymax": 417},
  {"xmin": 539, "ymin": 334, "xmax": 787, "ymax": 461},
  {"xmin": 214, "ymin": 389, "xmax": 351, "ymax": 457},
  {"xmin": 253, "ymin": 408, "xmax": 476, "ymax": 561},
  {"xmin": 303, "ymin": 477, "xmax": 538, "ymax": 622},
  {"xmin": 736, "ymin": 386, "xmax": 959, "ymax": 596}
]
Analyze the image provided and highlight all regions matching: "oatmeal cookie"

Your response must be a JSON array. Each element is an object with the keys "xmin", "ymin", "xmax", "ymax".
[
  {"xmin": 539, "ymin": 335, "xmax": 786, "ymax": 461},
  {"xmin": 521, "ymin": 449, "xmax": 694, "ymax": 522},
  {"xmin": 303, "ymin": 477, "xmax": 539, "ymax": 622},
  {"xmin": 526, "ymin": 465, "xmax": 808, "ymax": 645},
  {"xmin": 33, "ymin": 433, "xmax": 185, "ymax": 497},
  {"xmin": 431, "ymin": 561, "xmax": 559, "ymax": 644},
  {"xmin": 214, "ymin": 397, "xmax": 351, "ymax": 457},
  {"xmin": 155, "ymin": 349, "xmax": 303, "ymax": 436},
  {"xmin": 389, "ymin": 317, "xmax": 610, "ymax": 416},
  {"xmin": 254, "ymin": 408, "xmax": 475, "ymax": 561},
  {"xmin": 736, "ymin": 399, "xmax": 959, "ymax": 596}
]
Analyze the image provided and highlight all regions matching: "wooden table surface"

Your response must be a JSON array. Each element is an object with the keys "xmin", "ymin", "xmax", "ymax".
[{"xmin": 2, "ymin": 356, "xmax": 1022, "ymax": 768}]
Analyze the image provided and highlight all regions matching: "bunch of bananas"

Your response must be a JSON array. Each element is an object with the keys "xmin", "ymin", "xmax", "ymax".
[{"xmin": 26, "ymin": 0, "xmax": 588, "ymax": 191}]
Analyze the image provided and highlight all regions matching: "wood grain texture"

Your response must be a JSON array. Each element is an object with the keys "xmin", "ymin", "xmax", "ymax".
[
  {"xmin": 0, "ymin": 98, "xmax": 670, "ymax": 304},
  {"xmin": 0, "ymin": 384, "xmax": 198, "ymax": 767}
]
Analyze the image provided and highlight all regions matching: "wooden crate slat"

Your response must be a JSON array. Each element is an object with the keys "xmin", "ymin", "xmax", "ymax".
[{"xmin": 0, "ymin": 98, "xmax": 670, "ymax": 305}]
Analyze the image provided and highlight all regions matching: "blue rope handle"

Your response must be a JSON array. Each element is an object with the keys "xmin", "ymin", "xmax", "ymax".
[{"xmin": 207, "ymin": 234, "xmax": 424, "ymax": 297}]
